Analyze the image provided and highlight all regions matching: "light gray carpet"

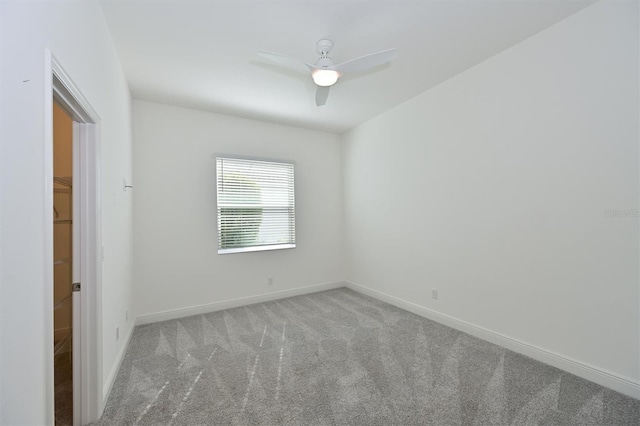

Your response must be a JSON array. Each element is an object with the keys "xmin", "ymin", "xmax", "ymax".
[{"xmin": 95, "ymin": 288, "xmax": 640, "ymax": 425}]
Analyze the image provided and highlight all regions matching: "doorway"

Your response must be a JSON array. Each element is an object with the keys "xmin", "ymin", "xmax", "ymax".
[
  {"xmin": 53, "ymin": 102, "xmax": 75, "ymax": 425},
  {"xmin": 48, "ymin": 54, "xmax": 103, "ymax": 425}
]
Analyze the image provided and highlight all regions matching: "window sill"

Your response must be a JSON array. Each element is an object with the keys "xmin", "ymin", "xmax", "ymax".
[{"xmin": 218, "ymin": 244, "xmax": 296, "ymax": 255}]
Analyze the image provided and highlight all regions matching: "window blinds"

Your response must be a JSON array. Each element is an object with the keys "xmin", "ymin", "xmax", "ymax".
[{"xmin": 216, "ymin": 157, "xmax": 295, "ymax": 253}]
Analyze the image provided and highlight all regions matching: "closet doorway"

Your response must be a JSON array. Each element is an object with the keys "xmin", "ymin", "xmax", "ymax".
[
  {"xmin": 53, "ymin": 102, "xmax": 75, "ymax": 425},
  {"xmin": 48, "ymin": 55, "xmax": 102, "ymax": 425}
]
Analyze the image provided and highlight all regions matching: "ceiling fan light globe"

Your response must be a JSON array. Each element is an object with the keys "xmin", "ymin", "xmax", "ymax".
[{"xmin": 312, "ymin": 69, "xmax": 339, "ymax": 87}]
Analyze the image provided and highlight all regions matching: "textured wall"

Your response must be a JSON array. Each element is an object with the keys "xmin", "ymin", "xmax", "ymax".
[
  {"xmin": 342, "ymin": 0, "xmax": 639, "ymax": 383},
  {"xmin": 0, "ymin": 1, "xmax": 134, "ymax": 423},
  {"xmin": 133, "ymin": 100, "xmax": 344, "ymax": 317}
]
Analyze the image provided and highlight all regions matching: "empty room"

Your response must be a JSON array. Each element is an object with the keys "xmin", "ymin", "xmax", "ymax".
[{"xmin": 0, "ymin": 0, "xmax": 639, "ymax": 425}]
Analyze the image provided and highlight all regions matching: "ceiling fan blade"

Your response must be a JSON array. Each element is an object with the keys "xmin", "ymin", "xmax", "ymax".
[
  {"xmin": 315, "ymin": 86, "xmax": 330, "ymax": 106},
  {"xmin": 257, "ymin": 50, "xmax": 313, "ymax": 74},
  {"xmin": 333, "ymin": 48, "xmax": 397, "ymax": 74}
]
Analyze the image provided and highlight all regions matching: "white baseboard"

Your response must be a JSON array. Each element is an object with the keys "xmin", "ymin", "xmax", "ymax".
[
  {"xmin": 345, "ymin": 280, "xmax": 640, "ymax": 400},
  {"xmin": 135, "ymin": 281, "xmax": 345, "ymax": 326},
  {"xmin": 102, "ymin": 322, "xmax": 135, "ymax": 405}
]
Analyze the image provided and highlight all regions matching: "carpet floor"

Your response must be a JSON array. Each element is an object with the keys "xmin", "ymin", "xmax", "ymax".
[
  {"xmin": 55, "ymin": 351, "xmax": 73, "ymax": 425},
  {"xmin": 95, "ymin": 288, "xmax": 640, "ymax": 425}
]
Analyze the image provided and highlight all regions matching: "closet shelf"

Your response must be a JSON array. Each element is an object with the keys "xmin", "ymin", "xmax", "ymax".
[
  {"xmin": 54, "ymin": 176, "xmax": 72, "ymax": 187},
  {"xmin": 54, "ymin": 333, "xmax": 71, "ymax": 356},
  {"xmin": 54, "ymin": 295, "xmax": 72, "ymax": 310}
]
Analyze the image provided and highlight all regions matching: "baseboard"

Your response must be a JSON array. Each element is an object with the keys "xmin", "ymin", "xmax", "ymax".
[
  {"xmin": 345, "ymin": 280, "xmax": 640, "ymax": 400},
  {"xmin": 135, "ymin": 281, "xmax": 346, "ymax": 326},
  {"xmin": 102, "ymin": 322, "xmax": 135, "ymax": 405}
]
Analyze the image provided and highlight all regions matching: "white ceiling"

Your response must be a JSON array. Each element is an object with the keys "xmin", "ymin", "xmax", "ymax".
[{"xmin": 99, "ymin": 0, "xmax": 596, "ymax": 134}]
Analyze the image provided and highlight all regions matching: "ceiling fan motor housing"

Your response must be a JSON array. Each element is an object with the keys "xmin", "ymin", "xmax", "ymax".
[{"xmin": 315, "ymin": 56, "xmax": 335, "ymax": 69}]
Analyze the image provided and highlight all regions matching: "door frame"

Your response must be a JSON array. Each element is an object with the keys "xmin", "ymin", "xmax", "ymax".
[{"xmin": 46, "ymin": 51, "xmax": 103, "ymax": 424}]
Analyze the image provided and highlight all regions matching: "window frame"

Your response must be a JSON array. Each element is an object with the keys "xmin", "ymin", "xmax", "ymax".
[{"xmin": 215, "ymin": 155, "xmax": 296, "ymax": 255}]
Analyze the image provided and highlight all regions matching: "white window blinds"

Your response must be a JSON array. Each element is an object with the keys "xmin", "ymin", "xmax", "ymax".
[{"xmin": 216, "ymin": 157, "xmax": 295, "ymax": 254}]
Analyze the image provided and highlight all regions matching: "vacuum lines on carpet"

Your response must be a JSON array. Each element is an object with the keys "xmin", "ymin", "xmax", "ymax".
[{"xmin": 95, "ymin": 288, "xmax": 640, "ymax": 425}]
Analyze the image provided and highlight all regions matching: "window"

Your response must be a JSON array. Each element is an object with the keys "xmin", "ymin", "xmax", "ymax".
[{"xmin": 216, "ymin": 157, "xmax": 295, "ymax": 254}]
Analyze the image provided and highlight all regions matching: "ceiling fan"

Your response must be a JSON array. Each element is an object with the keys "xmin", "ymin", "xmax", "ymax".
[{"xmin": 258, "ymin": 39, "xmax": 397, "ymax": 106}]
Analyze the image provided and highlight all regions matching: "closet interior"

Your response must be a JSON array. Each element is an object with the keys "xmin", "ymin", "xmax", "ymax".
[{"xmin": 53, "ymin": 102, "xmax": 73, "ymax": 426}]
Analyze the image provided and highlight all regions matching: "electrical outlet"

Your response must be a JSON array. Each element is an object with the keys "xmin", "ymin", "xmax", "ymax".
[
  {"xmin": 268, "ymin": 277, "xmax": 274, "ymax": 285},
  {"xmin": 116, "ymin": 326, "xmax": 120, "ymax": 341},
  {"xmin": 432, "ymin": 289, "xmax": 438, "ymax": 300}
]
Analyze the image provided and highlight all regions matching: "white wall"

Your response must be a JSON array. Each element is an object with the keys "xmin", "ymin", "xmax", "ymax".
[
  {"xmin": 343, "ymin": 0, "xmax": 639, "ymax": 387},
  {"xmin": 133, "ymin": 101, "xmax": 343, "ymax": 318},
  {"xmin": 0, "ymin": 1, "xmax": 134, "ymax": 423}
]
